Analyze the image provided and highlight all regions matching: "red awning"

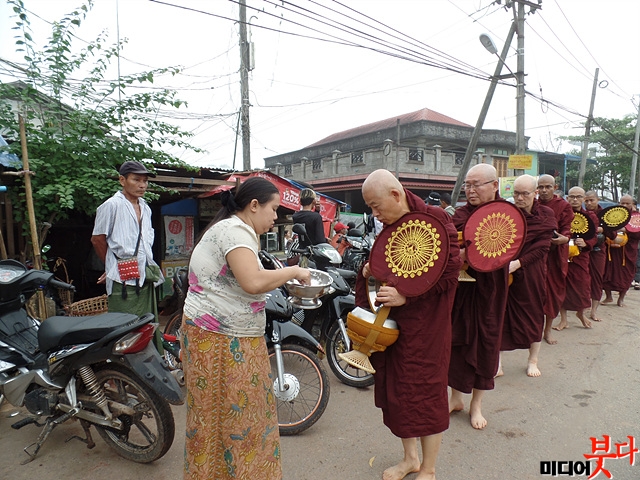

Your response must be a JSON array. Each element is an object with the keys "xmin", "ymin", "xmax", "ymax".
[{"xmin": 199, "ymin": 171, "xmax": 341, "ymax": 225}]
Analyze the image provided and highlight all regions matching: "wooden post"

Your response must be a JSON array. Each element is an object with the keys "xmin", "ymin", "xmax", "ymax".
[{"xmin": 19, "ymin": 114, "xmax": 46, "ymax": 318}]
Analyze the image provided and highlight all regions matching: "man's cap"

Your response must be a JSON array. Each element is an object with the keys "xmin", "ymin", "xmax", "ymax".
[
  {"xmin": 119, "ymin": 161, "xmax": 155, "ymax": 178},
  {"xmin": 426, "ymin": 192, "xmax": 441, "ymax": 206},
  {"xmin": 334, "ymin": 222, "xmax": 348, "ymax": 232}
]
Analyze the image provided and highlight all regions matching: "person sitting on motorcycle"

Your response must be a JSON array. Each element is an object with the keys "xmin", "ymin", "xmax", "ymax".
[
  {"xmin": 292, "ymin": 188, "xmax": 327, "ymax": 248},
  {"xmin": 330, "ymin": 222, "xmax": 349, "ymax": 255}
]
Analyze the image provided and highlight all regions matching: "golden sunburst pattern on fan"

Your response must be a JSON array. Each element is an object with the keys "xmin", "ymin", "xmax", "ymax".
[
  {"xmin": 601, "ymin": 206, "xmax": 630, "ymax": 229},
  {"xmin": 473, "ymin": 212, "xmax": 518, "ymax": 259},
  {"xmin": 571, "ymin": 212, "xmax": 589, "ymax": 235},
  {"xmin": 384, "ymin": 219, "xmax": 441, "ymax": 279}
]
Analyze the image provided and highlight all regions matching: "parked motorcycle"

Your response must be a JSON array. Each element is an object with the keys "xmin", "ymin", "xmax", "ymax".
[
  {"xmin": 339, "ymin": 230, "xmax": 372, "ymax": 277},
  {"xmin": 164, "ymin": 258, "xmax": 330, "ymax": 435},
  {"xmin": 274, "ymin": 228, "xmax": 374, "ymax": 388},
  {"xmin": 0, "ymin": 259, "xmax": 183, "ymax": 464},
  {"xmin": 162, "ymin": 267, "xmax": 188, "ymax": 385}
]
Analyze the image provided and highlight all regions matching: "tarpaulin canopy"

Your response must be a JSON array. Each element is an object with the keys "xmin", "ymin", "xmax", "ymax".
[{"xmin": 199, "ymin": 170, "xmax": 345, "ymax": 225}]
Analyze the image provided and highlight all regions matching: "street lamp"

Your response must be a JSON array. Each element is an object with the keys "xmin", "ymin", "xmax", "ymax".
[{"xmin": 450, "ymin": 24, "xmax": 517, "ymax": 206}]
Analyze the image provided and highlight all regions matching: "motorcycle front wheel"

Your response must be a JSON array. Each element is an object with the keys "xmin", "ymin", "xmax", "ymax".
[
  {"xmin": 326, "ymin": 321, "xmax": 375, "ymax": 388},
  {"xmin": 90, "ymin": 365, "xmax": 175, "ymax": 463},
  {"xmin": 268, "ymin": 344, "xmax": 330, "ymax": 436}
]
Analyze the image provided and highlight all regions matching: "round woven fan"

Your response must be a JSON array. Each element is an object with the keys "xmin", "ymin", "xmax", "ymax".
[
  {"xmin": 598, "ymin": 205, "xmax": 631, "ymax": 230},
  {"xmin": 369, "ymin": 211, "xmax": 449, "ymax": 297},
  {"xmin": 626, "ymin": 211, "xmax": 640, "ymax": 233},
  {"xmin": 463, "ymin": 200, "xmax": 527, "ymax": 272},
  {"xmin": 570, "ymin": 211, "xmax": 595, "ymax": 239}
]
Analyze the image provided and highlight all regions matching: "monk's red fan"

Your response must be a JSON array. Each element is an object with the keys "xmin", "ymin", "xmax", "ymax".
[
  {"xmin": 626, "ymin": 212, "xmax": 640, "ymax": 233},
  {"xmin": 598, "ymin": 205, "xmax": 631, "ymax": 231},
  {"xmin": 369, "ymin": 211, "xmax": 450, "ymax": 297},
  {"xmin": 570, "ymin": 211, "xmax": 596, "ymax": 239},
  {"xmin": 462, "ymin": 200, "xmax": 527, "ymax": 272},
  {"xmin": 340, "ymin": 211, "xmax": 449, "ymax": 374}
]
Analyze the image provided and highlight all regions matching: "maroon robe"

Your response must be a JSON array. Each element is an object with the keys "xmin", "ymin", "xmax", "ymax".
[
  {"xmin": 602, "ymin": 228, "xmax": 640, "ymax": 293},
  {"xmin": 501, "ymin": 201, "xmax": 556, "ymax": 350},
  {"xmin": 563, "ymin": 209, "xmax": 599, "ymax": 311},
  {"xmin": 448, "ymin": 200, "xmax": 510, "ymax": 393},
  {"xmin": 355, "ymin": 189, "xmax": 461, "ymax": 438},
  {"xmin": 589, "ymin": 205, "xmax": 606, "ymax": 301},
  {"xmin": 539, "ymin": 195, "xmax": 574, "ymax": 318}
]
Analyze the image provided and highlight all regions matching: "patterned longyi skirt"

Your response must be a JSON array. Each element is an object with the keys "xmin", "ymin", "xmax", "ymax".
[{"xmin": 183, "ymin": 319, "xmax": 282, "ymax": 480}]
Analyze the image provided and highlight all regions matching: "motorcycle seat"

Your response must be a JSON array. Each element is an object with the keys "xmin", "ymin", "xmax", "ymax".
[
  {"xmin": 334, "ymin": 268, "xmax": 357, "ymax": 280},
  {"xmin": 38, "ymin": 312, "xmax": 142, "ymax": 353}
]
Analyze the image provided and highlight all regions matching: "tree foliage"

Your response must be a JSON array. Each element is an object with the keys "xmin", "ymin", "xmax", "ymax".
[
  {"xmin": 561, "ymin": 115, "xmax": 638, "ymax": 201},
  {"xmin": 0, "ymin": 0, "xmax": 201, "ymax": 234}
]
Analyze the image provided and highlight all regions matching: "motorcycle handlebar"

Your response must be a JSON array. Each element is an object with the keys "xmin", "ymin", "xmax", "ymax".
[{"xmin": 48, "ymin": 278, "xmax": 76, "ymax": 291}]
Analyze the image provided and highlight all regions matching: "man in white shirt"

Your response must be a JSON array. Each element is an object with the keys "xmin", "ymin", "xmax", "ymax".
[{"xmin": 91, "ymin": 161, "xmax": 164, "ymax": 321}]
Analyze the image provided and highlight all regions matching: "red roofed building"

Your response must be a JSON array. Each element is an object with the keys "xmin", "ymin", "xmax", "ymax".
[{"xmin": 264, "ymin": 107, "xmax": 520, "ymax": 212}]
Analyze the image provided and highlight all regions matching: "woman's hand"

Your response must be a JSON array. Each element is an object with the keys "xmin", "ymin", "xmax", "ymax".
[
  {"xmin": 375, "ymin": 286, "xmax": 406, "ymax": 307},
  {"xmin": 291, "ymin": 266, "xmax": 311, "ymax": 285}
]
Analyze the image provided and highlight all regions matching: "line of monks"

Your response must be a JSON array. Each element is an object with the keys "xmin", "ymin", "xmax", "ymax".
[{"xmin": 354, "ymin": 167, "xmax": 639, "ymax": 480}]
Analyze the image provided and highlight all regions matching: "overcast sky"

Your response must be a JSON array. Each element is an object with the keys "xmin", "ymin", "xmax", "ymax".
[{"xmin": 1, "ymin": 0, "xmax": 639, "ymax": 171}]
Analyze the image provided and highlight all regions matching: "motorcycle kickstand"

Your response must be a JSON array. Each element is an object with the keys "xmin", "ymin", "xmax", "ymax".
[
  {"xmin": 21, "ymin": 410, "xmax": 76, "ymax": 464},
  {"xmin": 65, "ymin": 418, "xmax": 96, "ymax": 450}
]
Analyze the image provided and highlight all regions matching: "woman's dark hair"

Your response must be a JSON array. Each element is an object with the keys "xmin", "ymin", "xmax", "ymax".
[{"xmin": 196, "ymin": 176, "xmax": 279, "ymax": 244}]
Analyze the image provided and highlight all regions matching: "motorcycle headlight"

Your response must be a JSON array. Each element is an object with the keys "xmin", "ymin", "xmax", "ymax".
[
  {"xmin": 316, "ymin": 244, "xmax": 342, "ymax": 264},
  {"xmin": 349, "ymin": 238, "xmax": 363, "ymax": 249}
]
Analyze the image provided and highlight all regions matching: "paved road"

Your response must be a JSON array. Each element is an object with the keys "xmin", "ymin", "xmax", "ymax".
[{"xmin": 2, "ymin": 289, "xmax": 639, "ymax": 479}]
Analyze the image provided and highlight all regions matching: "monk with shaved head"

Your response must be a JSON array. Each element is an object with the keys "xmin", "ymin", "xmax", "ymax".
[
  {"xmin": 448, "ymin": 163, "xmax": 510, "ymax": 429},
  {"xmin": 359, "ymin": 169, "xmax": 461, "ymax": 480},
  {"xmin": 556, "ymin": 186, "xmax": 599, "ymax": 330},
  {"xmin": 498, "ymin": 175, "xmax": 557, "ymax": 377},
  {"xmin": 536, "ymin": 174, "xmax": 573, "ymax": 344},
  {"xmin": 584, "ymin": 190, "xmax": 607, "ymax": 321},
  {"xmin": 602, "ymin": 195, "xmax": 640, "ymax": 307}
]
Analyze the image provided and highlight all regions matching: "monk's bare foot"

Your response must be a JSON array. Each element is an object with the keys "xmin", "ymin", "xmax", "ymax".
[
  {"xmin": 601, "ymin": 297, "xmax": 613, "ymax": 305},
  {"xmin": 544, "ymin": 333, "xmax": 558, "ymax": 345},
  {"xmin": 382, "ymin": 459, "xmax": 420, "ymax": 480},
  {"xmin": 469, "ymin": 406, "xmax": 487, "ymax": 429},
  {"xmin": 415, "ymin": 472, "xmax": 436, "ymax": 480},
  {"xmin": 527, "ymin": 362, "xmax": 541, "ymax": 377},
  {"xmin": 552, "ymin": 321, "xmax": 568, "ymax": 331},
  {"xmin": 576, "ymin": 312, "xmax": 592, "ymax": 329},
  {"xmin": 589, "ymin": 316, "xmax": 602, "ymax": 322},
  {"xmin": 449, "ymin": 399, "xmax": 464, "ymax": 413},
  {"xmin": 494, "ymin": 367, "xmax": 504, "ymax": 378},
  {"xmin": 617, "ymin": 299, "xmax": 625, "ymax": 307}
]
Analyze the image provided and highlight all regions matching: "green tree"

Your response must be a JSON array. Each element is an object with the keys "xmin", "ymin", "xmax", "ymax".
[
  {"xmin": 561, "ymin": 115, "xmax": 637, "ymax": 201},
  {"xmin": 0, "ymin": 0, "xmax": 201, "ymax": 252}
]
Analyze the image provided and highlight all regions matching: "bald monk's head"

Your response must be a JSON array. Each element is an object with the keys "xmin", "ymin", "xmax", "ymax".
[
  {"xmin": 513, "ymin": 175, "xmax": 537, "ymax": 213},
  {"xmin": 463, "ymin": 164, "xmax": 498, "ymax": 206},
  {"xmin": 567, "ymin": 186, "xmax": 585, "ymax": 212},
  {"xmin": 362, "ymin": 169, "xmax": 409, "ymax": 225},
  {"xmin": 537, "ymin": 174, "xmax": 557, "ymax": 203}
]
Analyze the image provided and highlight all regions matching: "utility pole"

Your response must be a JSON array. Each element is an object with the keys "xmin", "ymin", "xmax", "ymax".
[
  {"xmin": 451, "ymin": 23, "xmax": 517, "ymax": 205},
  {"xmin": 630, "ymin": 96, "xmax": 640, "ymax": 198},
  {"xmin": 578, "ymin": 68, "xmax": 599, "ymax": 188},
  {"xmin": 239, "ymin": 0, "xmax": 251, "ymax": 171},
  {"xmin": 514, "ymin": 0, "xmax": 526, "ymax": 154}
]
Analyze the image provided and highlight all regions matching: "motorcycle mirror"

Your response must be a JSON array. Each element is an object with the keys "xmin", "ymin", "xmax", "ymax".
[{"xmin": 292, "ymin": 223, "xmax": 307, "ymax": 236}]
